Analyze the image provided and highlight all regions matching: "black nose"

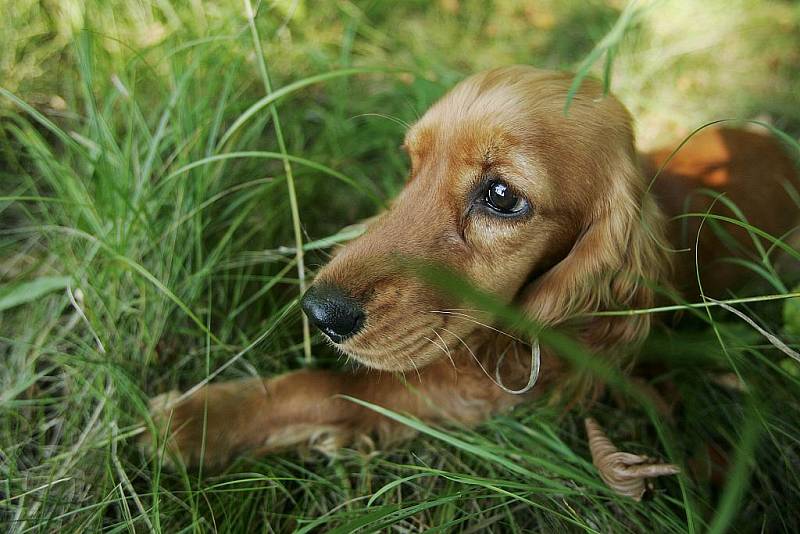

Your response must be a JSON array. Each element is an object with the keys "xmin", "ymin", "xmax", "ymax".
[{"xmin": 300, "ymin": 284, "xmax": 365, "ymax": 342}]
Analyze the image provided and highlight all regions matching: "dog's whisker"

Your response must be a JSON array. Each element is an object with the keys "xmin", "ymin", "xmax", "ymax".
[
  {"xmin": 430, "ymin": 328, "xmax": 457, "ymax": 369},
  {"xmin": 438, "ymin": 326, "xmax": 496, "ymax": 383},
  {"xmin": 423, "ymin": 335, "xmax": 444, "ymax": 354},
  {"xmin": 407, "ymin": 356, "xmax": 422, "ymax": 382},
  {"xmin": 426, "ymin": 329, "xmax": 456, "ymax": 369},
  {"xmin": 428, "ymin": 310, "xmax": 525, "ymax": 344},
  {"xmin": 439, "ymin": 326, "xmax": 537, "ymax": 395}
]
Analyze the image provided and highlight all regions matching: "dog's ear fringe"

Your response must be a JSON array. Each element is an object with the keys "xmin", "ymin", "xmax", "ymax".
[{"xmin": 522, "ymin": 152, "xmax": 673, "ymax": 403}]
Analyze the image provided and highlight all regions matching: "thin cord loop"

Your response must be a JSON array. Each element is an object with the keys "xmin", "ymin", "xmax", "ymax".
[{"xmin": 494, "ymin": 338, "xmax": 541, "ymax": 395}]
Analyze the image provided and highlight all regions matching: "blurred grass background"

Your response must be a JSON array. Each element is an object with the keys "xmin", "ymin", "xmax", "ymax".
[{"xmin": 1, "ymin": 0, "xmax": 800, "ymax": 532}]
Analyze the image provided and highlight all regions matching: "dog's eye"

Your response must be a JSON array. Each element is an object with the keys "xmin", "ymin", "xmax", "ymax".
[{"xmin": 484, "ymin": 180, "xmax": 527, "ymax": 215}]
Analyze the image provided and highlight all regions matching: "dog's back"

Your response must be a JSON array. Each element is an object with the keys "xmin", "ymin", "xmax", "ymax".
[{"xmin": 645, "ymin": 127, "xmax": 799, "ymax": 297}]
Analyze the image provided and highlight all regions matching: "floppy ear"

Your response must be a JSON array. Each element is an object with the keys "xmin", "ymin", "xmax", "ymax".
[{"xmin": 520, "ymin": 148, "xmax": 671, "ymax": 366}]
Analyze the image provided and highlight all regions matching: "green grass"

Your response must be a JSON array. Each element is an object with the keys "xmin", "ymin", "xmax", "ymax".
[{"xmin": 2, "ymin": 0, "xmax": 800, "ymax": 531}]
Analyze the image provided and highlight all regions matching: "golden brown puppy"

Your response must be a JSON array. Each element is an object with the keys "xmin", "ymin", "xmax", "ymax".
[{"xmin": 145, "ymin": 66, "xmax": 798, "ymax": 471}]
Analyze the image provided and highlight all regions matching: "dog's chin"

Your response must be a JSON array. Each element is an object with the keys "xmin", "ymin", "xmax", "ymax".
[
  {"xmin": 332, "ymin": 340, "xmax": 438, "ymax": 373},
  {"xmin": 345, "ymin": 351, "xmax": 416, "ymax": 372}
]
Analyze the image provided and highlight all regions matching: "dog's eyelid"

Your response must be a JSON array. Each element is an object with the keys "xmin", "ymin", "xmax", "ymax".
[
  {"xmin": 463, "ymin": 173, "xmax": 533, "ymax": 221},
  {"xmin": 480, "ymin": 172, "xmax": 523, "ymax": 197}
]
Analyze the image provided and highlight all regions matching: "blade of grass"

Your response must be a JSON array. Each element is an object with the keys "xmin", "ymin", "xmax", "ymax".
[
  {"xmin": 244, "ymin": 0, "xmax": 310, "ymax": 362},
  {"xmin": 215, "ymin": 67, "xmax": 398, "ymax": 149},
  {"xmin": 564, "ymin": 0, "xmax": 645, "ymax": 114}
]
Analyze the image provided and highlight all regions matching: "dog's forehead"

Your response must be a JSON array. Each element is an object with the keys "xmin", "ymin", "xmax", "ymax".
[
  {"xmin": 405, "ymin": 108, "xmax": 531, "ymax": 178},
  {"xmin": 404, "ymin": 89, "xmax": 552, "ymax": 194},
  {"xmin": 407, "ymin": 90, "xmax": 528, "ymax": 149},
  {"xmin": 405, "ymin": 67, "xmax": 623, "ymax": 156},
  {"xmin": 406, "ymin": 122, "xmax": 517, "ymax": 167},
  {"xmin": 405, "ymin": 74, "xmax": 576, "ymax": 166}
]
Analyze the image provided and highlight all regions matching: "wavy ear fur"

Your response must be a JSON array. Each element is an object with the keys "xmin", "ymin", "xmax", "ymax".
[{"xmin": 520, "ymin": 142, "xmax": 671, "ymax": 375}]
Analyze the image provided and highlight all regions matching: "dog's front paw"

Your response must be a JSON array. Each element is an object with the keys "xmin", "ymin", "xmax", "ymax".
[
  {"xmin": 140, "ymin": 389, "xmax": 232, "ymax": 469},
  {"xmin": 138, "ymin": 374, "xmax": 375, "ymax": 469}
]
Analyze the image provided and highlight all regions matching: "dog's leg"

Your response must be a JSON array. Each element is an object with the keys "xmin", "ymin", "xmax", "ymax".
[{"xmin": 142, "ymin": 353, "xmax": 538, "ymax": 469}]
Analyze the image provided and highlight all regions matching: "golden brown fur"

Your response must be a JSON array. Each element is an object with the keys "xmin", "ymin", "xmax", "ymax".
[{"xmin": 144, "ymin": 66, "xmax": 799, "ymax": 469}]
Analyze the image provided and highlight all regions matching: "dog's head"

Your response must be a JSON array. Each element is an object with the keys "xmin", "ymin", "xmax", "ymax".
[{"xmin": 301, "ymin": 66, "xmax": 668, "ymax": 372}]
